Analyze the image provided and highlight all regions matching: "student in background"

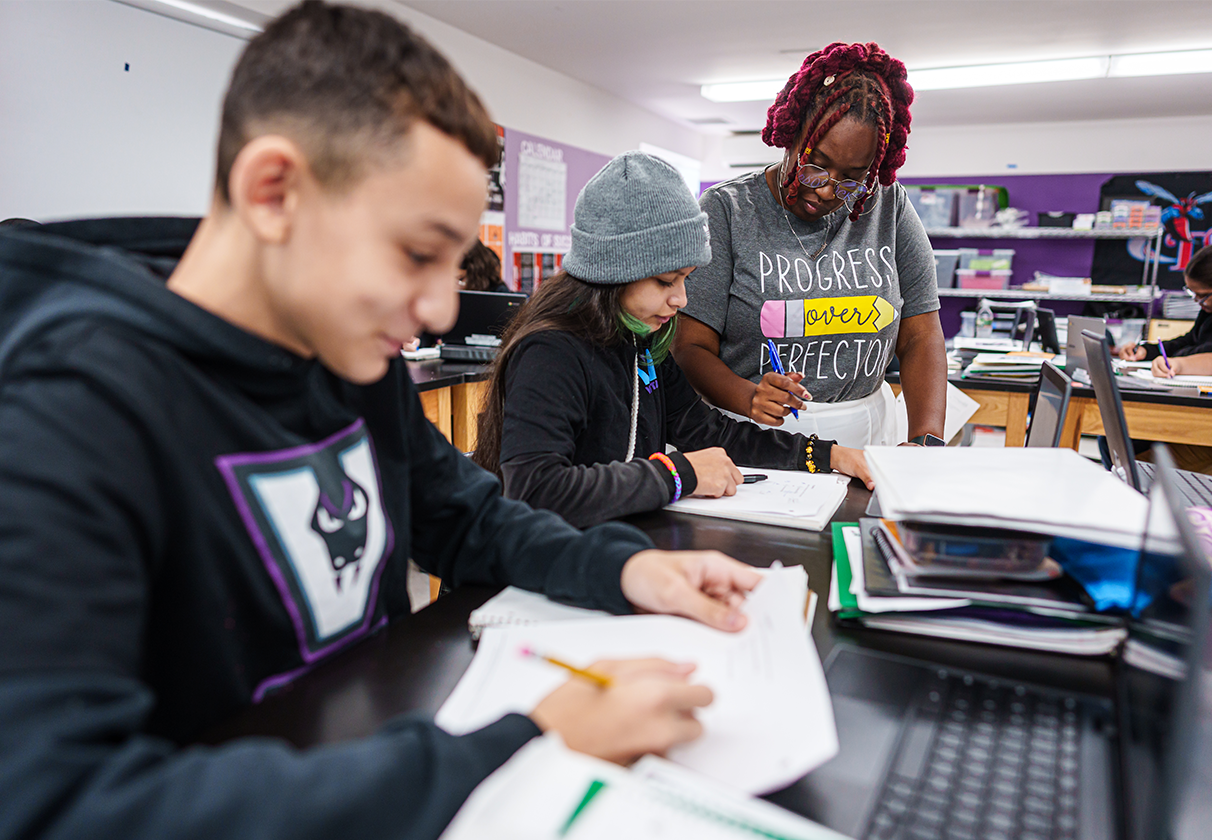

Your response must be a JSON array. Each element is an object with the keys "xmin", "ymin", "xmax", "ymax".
[
  {"xmin": 472, "ymin": 152, "xmax": 873, "ymax": 529},
  {"xmin": 458, "ymin": 239, "xmax": 510, "ymax": 293},
  {"xmin": 672, "ymin": 42, "xmax": 946, "ymax": 448},
  {"xmin": 0, "ymin": 5, "xmax": 764, "ymax": 839},
  {"xmin": 1117, "ymin": 244, "xmax": 1212, "ymax": 367}
]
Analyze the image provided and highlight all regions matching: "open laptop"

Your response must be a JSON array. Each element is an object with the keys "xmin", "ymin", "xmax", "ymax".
[
  {"xmin": 420, "ymin": 290, "xmax": 527, "ymax": 362},
  {"xmin": 1079, "ymin": 329, "xmax": 1212, "ymax": 507},
  {"xmin": 1025, "ymin": 360, "xmax": 1074, "ymax": 447},
  {"xmin": 793, "ymin": 446, "xmax": 1212, "ymax": 840},
  {"xmin": 1065, "ymin": 315, "xmax": 1106, "ymax": 376},
  {"xmin": 1033, "ymin": 308, "xmax": 1061, "ymax": 355}
]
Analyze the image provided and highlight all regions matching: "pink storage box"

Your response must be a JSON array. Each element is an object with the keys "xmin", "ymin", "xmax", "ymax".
[{"xmin": 956, "ymin": 269, "xmax": 1011, "ymax": 290}]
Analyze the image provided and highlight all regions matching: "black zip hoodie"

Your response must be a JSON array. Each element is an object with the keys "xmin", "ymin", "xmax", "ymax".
[
  {"xmin": 499, "ymin": 330, "xmax": 814, "ymax": 528},
  {"xmin": 0, "ymin": 218, "xmax": 652, "ymax": 840}
]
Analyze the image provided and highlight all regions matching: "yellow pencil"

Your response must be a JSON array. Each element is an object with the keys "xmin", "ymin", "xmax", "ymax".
[{"xmin": 519, "ymin": 646, "xmax": 613, "ymax": 688}]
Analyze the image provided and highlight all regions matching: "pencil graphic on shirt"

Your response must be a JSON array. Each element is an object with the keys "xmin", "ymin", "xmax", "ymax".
[{"xmin": 760, "ymin": 295, "xmax": 896, "ymax": 338}]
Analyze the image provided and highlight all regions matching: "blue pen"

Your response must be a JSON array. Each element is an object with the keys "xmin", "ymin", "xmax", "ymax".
[
  {"xmin": 1159, "ymin": 339, "xmax": 1172, "ymax": 374},
  {"xmin": 765, "ymin": 339, "xmax": 800, "ymax": 419}
]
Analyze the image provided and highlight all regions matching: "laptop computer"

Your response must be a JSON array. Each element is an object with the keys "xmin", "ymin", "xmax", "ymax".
[
  {"xmin": 1033, "ymin": 308, "xmax": 1061, "ymax": 356},
  {"xmin": 792, "ymin": 446, "xmax": 1212, "ymax": 840},
  {"xmin": 1025, "ymin": 360, "xmax": 1074, "ymax": 448},
  {"xmin": 1065, "ymin": 315, "xmax": 1106, "ymax": 376},
  {"xmin": 1079, "ymin": 329, "xmax": 1212, "ymax": 507},
  {"xmin": 420, "ymin": 290, "xmax": 527, "ymax": 362}
]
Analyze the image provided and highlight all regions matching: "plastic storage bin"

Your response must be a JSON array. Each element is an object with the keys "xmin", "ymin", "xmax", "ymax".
[
  {"xmin": 956, "ymin": 269, "xmax": 1012, "ymax": 290},
  {"xmin": 958, "ymin": 248, "xmax": 1015, "ymax": 271},
  {"xmin": 933, "ymin": 249, "xmax": 960, "ymax": 288},
  {"xmin": 906, "ymin": 187, "xmax": 957, "ymax": 228},
  {"xmin": 958, "ymin": 187, "xmax": 1001, "ymax": 228}
]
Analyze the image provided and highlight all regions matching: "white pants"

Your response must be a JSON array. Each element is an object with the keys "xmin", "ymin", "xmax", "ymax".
[{"xmin": 722, "ymin": 381, "xmax": 897, "ymax": 449}]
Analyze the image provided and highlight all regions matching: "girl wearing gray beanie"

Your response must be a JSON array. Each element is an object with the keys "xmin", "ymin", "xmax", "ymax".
[{"xmin": 472, "ymin": 152, "xmax": 872, "ymax": 528}]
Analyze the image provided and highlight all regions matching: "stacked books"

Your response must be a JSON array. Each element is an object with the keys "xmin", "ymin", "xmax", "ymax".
[
  {"xmin": 827, "ymin": 447, "xmax": 1158, "ymax": 655},
  {"xmin": 961, "ymin": 351, "xmax": 1053, "ymax": 383},
  {"xmin": 829, "ymin": 520, "xmax": 1126, "ymax": 655}
]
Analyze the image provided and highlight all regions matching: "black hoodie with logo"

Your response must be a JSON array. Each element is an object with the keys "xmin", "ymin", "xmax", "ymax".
[{"xmin": 0, "ymin": 218, "xmax": 652, "ymax": 840}]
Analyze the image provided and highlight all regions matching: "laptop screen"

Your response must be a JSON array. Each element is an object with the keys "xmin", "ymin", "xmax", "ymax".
[
  {"xmin": 1080, "ymin": 329, "xmax": 1143, "ymax": 491},
  {"xmin": 1066, "ymin": 315, "xmax": 1106, "ymax": 370},
  {"xmin": 420, "ymin": 290, "xmax": 527, "ymax": 348},
  {"xmin": 1025, "ymin": 360, "xmax": 1072, "ymax": 447},
  {"xmin": 1120, "ymin": 447, "xmax": 1212, "ymax": 840}
]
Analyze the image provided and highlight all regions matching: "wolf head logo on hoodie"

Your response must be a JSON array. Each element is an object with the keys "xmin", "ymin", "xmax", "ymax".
[{"xmin": 217, "ymin": 420, "xmax": 393, "ymax": 661}]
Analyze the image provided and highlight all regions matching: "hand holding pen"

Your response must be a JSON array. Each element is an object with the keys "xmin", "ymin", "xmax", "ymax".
[
  {"xmin": 1153, "ymin": 339, "xmax": 1176, "ymax": 378},
  {"xmin": 754, "ymin": 340, "xmax": 810, "ymax": 425}
]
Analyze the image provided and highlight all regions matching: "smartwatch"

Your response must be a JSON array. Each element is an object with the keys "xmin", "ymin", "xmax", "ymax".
[{"xmin": 909, "ymin": 434, "xmax": 946, "ymax": 447}]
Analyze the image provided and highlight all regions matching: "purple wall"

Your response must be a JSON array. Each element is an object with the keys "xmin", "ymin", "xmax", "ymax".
[{"xmin": 502, "ymin": 128, "xmax": 611, "ymax": 289}]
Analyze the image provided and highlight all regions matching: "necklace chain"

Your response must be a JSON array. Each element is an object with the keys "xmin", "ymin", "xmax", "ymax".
[{"xmin": 775, "ymin": 160, "xmax": 844, "ymax": 262}]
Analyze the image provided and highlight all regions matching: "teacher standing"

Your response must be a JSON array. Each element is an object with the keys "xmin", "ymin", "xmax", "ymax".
[{"xmin": 674, "ymin": 42, "xmax": 947, "ymax": 448}]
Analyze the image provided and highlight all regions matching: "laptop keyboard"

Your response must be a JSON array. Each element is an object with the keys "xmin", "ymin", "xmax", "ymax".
[
  {"xmin": 865, "ymin": 672, "xmax": 1082, "ymax": 840},
  {"xmin": 1138, "ymin": 461, "xmax": 1212, "ymax": 507}
]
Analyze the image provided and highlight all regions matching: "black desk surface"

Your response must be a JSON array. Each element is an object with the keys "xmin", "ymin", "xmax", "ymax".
[
  {"xmin": 406, "ymin": 359, "xmax": 491, "ymax": 392},
  {"xmin": 201, "ymin": 481, "xmax": 1116, "ymax": 771}
]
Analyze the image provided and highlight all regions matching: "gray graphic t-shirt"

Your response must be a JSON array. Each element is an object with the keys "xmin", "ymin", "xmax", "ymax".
[{"xmin": 683, "ymin": 170, "xmax": 938, "ymax": 403}]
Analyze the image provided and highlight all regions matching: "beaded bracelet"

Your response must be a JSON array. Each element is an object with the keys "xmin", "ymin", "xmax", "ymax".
[
  {"xmin": 648, "ymin": 452, "xmax": 683, "ymax": 502},
  {"xmin": 804, "ymin": 434, "xmax": 834, "ymax": 474}
]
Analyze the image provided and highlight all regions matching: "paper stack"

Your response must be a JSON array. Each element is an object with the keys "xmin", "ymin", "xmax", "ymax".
[
  {"xmin": 441, "ymin": 735, "xmax": 850, "ymax": 840},
  {"xmin": 826, "ymin": 447, "xmax": 1152, "ymax": 655},
  {"xmin": 437, "ymin": 567, "xmax": 838, "ymax": 794},
  {"xmin": 829, "ymin": 521, "xmax": 1126, "ymax": 656},
  {"xmin": 961, "ymin": 351, "xmax": 1052, "ymax": 384}
]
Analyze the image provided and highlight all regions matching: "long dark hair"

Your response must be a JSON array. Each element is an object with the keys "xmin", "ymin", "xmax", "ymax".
[
  {"xmin": 472, "ymin": 271, "xmax": 675, "ymax": 477},
  {"xmin": 460, "ymin": 240, "xmax": 502, "ymax": 291}
]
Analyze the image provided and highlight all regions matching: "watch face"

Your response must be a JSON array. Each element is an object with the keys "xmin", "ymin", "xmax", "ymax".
[{"xmin": 922, "ymin": 434, "xmax": 946, "ymax": 446}]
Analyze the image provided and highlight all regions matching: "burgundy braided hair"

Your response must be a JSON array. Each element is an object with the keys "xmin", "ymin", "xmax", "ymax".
[{"xmin": 763, "ymin": 42, "xmax": 914, "ymax": 221}]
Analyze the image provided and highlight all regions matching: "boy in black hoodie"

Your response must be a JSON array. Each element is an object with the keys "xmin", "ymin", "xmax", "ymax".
[{"xmin": 0, "ymin": 4, "xmax": 762, "ymax": 839}]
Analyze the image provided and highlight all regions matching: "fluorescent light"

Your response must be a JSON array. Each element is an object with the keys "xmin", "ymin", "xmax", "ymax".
[
  {"xmin": 1109, "ymin": 48, "xmax": 1212, "ymax": 77},
  {"xmin": 113, "ymin": 0, "xmax": 266, "ymax": 37},
  {"xmin": 701, "ymin": 47, "xmax": 1212, "ymax": 102},
  {"xmin": 701, "ymin": 79, "xmax": 784, "ymax": 103},
  {"xmin": 908, "ymin": 57, "xmax": 1110, "ymax": 91}
]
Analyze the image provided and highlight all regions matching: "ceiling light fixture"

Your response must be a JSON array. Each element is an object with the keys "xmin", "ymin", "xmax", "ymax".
[
  {"xmin": 1109, "ymin": 48, "xmax": 1212, "ymax": 77},
  {"xmin": 700, "ymin": 79, "xmax": 785, "ymax": 103},
  {"xmin": 115, "ymin": 0, "xmax": 265, "ymax": 37},
  {"xmin": 701, "ymin": 47, "xmax": 1212, "ymax": 100}
]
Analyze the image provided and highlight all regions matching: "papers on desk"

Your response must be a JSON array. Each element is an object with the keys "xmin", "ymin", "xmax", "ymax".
[
  {"xmin": 1127, "ymin": 369, "xmax": 1212, "ymax": 392},
  {"xmin": 441, "ymin": 735, "xmax": 850, "ymax": 840},
  {"xmin": 467, "ymin": 586, "xmax": 608, "ymax": 639},
  {"xmin": 436, "ymin": 567, "xmax": 838, "ymax": 794},
  {"xmin": 401, "ymin": 347, "xmax": 440, "ymax": 360},
  {"xmin": 864, "ymin": 446, "xmax": 1150, "ymax": 549},
  {"xmin": 962, "ymin": 352, "xmax": 1052, "ymax": 383},
  {"xmin": 829, "ymin": 522, "xmax": 1127, "ymax": 656},
  {"xmin": 666, "ymin": 469, "xmax": 848, "ymax": 531}
]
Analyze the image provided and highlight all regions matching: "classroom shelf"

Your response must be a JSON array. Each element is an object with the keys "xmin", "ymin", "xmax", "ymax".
[
  {"xmin": 924, "ymin": 227, "xmax": 1163, "ymax": 240},
  {"xmin": 937, "ymin": 288, "xmax": 1156, "ymax": 303}
]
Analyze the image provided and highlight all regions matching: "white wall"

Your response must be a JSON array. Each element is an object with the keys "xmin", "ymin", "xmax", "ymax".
[
  {"xmin": 0, "ymin": 0, "xmax": 244, "ymax": 221},
  {"xmin": 0, "ymin": 0, "xmax": 708, "ymax": 221},
  {"xmin": 901, "ymin": 115, "xmax": 1212, "ymax": 177}
]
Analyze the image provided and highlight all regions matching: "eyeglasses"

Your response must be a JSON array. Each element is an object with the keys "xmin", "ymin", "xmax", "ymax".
[
  {"xmin": 796, "ymin": 162, "xmax": 869, "ymax": 201},
  {"xmin": 1184, "ymin": 287, "xmax": 1212, "ymax": 303}
]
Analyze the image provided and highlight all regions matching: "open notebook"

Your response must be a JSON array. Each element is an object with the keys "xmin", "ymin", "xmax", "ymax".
[{"xmin": 666, "ymin": 469, "xmax": 849, "ymax": 531}]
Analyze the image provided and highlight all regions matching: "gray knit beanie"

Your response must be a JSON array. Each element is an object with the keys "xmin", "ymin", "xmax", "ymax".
[{"xmin": 562, "ymin": 151, "xmax": 711, "ymax": 285}]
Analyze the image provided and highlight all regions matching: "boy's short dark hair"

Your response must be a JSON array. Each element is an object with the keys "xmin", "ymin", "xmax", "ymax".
[{"xmin": 215, "ymin": 0, "xmax": 498, "ymax": 203}]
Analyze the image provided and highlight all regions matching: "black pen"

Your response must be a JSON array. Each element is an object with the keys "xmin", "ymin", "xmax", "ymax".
[{"xmin": 743, "ymin": 474, "xmax": 768, "ymax": 484}]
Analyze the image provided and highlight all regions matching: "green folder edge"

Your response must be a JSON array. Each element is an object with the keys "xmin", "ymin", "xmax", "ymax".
[{"xmin": 830, "ymin": 521, "xmax": 862, "ymax": 617}]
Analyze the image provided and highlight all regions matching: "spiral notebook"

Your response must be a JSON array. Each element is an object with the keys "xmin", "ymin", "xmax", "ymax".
[{"xmin": 467, "ymin": 586, "xmax": 608, "ymax": 639}]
